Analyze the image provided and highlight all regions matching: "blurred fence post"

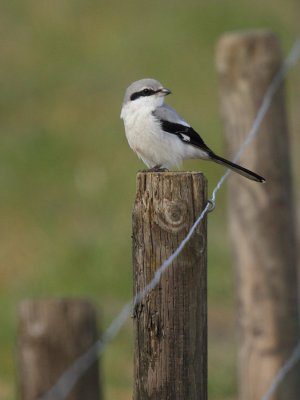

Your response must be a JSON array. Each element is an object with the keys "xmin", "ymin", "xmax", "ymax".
[
  {"xmin": 132, "ymin": 171, "xmax": 207, "ymax": 400},
  {"xmin": 215, "ymin": 30, "xmax": 300, "ymax": 400},
  {"xmin": 17, "ymin": 298, "xmax": 102, "ymax": 400}
]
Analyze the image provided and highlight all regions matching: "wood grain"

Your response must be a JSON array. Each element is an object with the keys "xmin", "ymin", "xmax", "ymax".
[{"xmin": 132, "ymin": 171, "xmax": 207, "ymax": 400}]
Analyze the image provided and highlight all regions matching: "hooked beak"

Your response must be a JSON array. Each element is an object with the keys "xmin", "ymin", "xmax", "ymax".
[{"xmin": 159, "ymin": 88, "xmax": 172, "ymax": 96}]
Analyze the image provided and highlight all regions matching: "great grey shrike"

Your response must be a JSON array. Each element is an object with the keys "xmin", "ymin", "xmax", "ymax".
[{"xmin": 120, "ymin": 78, "xmax": 265, "ymax": 183}]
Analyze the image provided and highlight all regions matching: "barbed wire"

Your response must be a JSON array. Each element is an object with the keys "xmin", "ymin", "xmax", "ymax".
[{"xmin": 40, "ymin": 36, "xmax": 300, "ymax": 400}]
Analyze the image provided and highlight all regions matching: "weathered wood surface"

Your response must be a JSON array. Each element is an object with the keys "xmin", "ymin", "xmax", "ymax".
[
  {"xmin": 216, "ymin": 30, "xmax": 300, "ymax": 400},
  {"xmin": 17, "ymin": 298, "xmax": 101, "ymax": 400},
  {"xmin": 132, "ymin": 171, "xmax": 207, "ymax": 400}
]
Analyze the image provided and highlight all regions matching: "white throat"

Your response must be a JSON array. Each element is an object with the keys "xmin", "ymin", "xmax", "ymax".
[{"xmin": 120, "ymin": 95, "xmax": 164, "ymax": 120}]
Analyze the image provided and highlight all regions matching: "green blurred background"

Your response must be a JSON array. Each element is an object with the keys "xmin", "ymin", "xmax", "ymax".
[{"xmin": 0, "ymin": 1, "xmax": 299, "ymax": 399}]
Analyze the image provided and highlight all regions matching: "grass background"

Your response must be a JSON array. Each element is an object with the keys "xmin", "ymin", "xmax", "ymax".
[{"xmin": 0, "ymin": 1, "xmax": 299, "ymax": 399}]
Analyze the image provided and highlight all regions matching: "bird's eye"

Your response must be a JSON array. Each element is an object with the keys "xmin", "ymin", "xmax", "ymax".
[{"xmin": 143, "ymin": 88, "xmax": 150, "ymax": 95}]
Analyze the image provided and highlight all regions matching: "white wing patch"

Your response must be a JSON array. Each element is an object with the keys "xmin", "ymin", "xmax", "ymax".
[{"xmin": 180, "ymin": 133, "xmax": 191, "ymax": 142}]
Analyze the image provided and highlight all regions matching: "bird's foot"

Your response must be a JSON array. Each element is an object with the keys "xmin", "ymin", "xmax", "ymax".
[{"xmin": 147, "ymin": 165, "xmax": 169, "ymax": 172}]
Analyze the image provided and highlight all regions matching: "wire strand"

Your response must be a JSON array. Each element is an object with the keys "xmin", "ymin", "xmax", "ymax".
[
  {"xmin": 40, "ymin": 36, "xmax": 300, "ymax": 400},
  {"xmin": 262, "ymin": 341, "xmax": 300, "ymax": 400}
]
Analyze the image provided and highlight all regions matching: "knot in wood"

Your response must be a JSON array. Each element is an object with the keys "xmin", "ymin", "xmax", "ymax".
[{"xmin": 154, "ymin": 199, "xmax": 188, "ymax": 233}]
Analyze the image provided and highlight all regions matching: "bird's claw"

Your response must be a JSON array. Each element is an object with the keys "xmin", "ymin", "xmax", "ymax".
[{"xmin": 147, "ymin": 165, "xmax": 169, "ymax": 172}]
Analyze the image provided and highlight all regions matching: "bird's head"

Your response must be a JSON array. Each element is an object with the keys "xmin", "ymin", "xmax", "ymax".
[{"xmin": 122, "ymin": 78, "xmax": 171, "ymax": 110}]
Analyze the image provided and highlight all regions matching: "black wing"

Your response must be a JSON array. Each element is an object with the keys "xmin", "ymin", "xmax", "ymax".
[
  {"xmin": 160, "ymin": 119, "xmax": 212, "ymax": 154},
  {"xmin": 152, "ymin": 105, "xmax": 213, "ymax": 154}
]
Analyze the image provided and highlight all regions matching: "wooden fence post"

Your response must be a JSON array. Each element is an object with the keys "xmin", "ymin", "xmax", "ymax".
[
  {"xmin": 215, "ymin": 31, "xmax": 300, "ymax": 400},
  {"xmin": 132, "ymin": 171, "xmax": 207, "ymax": 400},
  {"xmin": 17, "ymin": 298, "xmax": 102, "ymax": 400}
]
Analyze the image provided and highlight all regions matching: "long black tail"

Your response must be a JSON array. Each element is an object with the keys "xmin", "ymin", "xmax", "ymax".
[{"xmin": 211, "ymin": 154, "xmax": 265, "ymax": 183}]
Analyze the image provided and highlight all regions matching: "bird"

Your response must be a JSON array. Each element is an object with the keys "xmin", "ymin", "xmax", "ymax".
[{"xmin": 120, "ymin": 78, "xmax": 265, "ymax": 183}]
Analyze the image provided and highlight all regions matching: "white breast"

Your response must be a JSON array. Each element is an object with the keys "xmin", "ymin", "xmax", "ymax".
[{"xmin": 121, "ymin": 101, "xmax": 185, "ymax": 168}]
